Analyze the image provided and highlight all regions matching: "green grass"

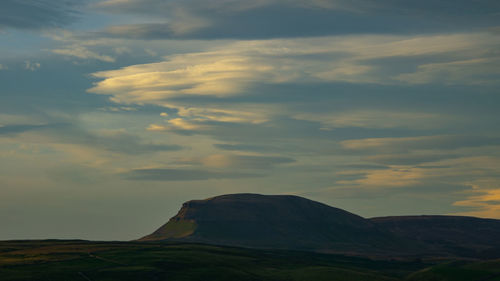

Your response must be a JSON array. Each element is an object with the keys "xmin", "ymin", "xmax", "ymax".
[
  {"xmin": 0, "ymin": 240, "xmax": 497, "ymax": 281},
  {"xmin": 406, "ymin": 259, "xmax": 500, "ymax": 281}
]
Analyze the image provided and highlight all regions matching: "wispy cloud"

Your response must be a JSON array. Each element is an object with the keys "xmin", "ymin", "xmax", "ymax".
[
  {"xmin": 454, "ymin": 188, "xmax": 500, "ymax": 218},
  {"xmin": 52, "ymin": 45, "xmax": 115, "ymax": 62},
  {"xmin": 341, "ymin": 135, "xmax": 500, "ymax": 153},
  {"xmin": 294, "ymin": 111, "xmax": 447, "ymax": 130}
]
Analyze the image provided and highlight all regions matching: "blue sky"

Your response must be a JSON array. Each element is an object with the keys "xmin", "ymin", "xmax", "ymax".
[{"xmin": 1, "ymin": 0, "xmax": 500, "ymax": 240}]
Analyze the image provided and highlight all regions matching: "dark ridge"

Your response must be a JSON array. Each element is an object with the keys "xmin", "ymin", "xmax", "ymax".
[{"xmin": 370, "ymin": 215, "xmax": 500, "ymax": 258}]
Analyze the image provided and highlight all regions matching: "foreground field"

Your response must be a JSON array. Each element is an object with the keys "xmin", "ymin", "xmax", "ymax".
[{"xmin": 0, "ymin": 240, "xmax": 498, "ymax": 281}]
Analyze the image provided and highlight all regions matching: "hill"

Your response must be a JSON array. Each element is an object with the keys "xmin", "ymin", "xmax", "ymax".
[
  {"xmin": 139, "ymin": 193, "xmax": 399, "ymax": 254},
  {"xmin": 140, "ymin": 193, "xmax": 500, "ymax": 259},
  {"xmin": 3, "ymin": 194, "xmax": 500, "ymax": 280}
]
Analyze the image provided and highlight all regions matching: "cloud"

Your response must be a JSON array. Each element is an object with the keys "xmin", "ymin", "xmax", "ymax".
[
  {"xmin": 24, "ymin": 61, "xmax": 41, "ymax": 71},
  {"xmin": 341, "ymin": 135, "xmax": 500, "ymax": 153},
  {"xmin": 0, "ymin": 123, "xmax": 67, "ymax": 136},
  {"xmin": 89, "ymin": 33, "xmax": 500, "ymax": 104},
  {"xmin": 336, "ymin": 156, "xmax": 500, "ymax": 189},
  {"xmin": 304, "ymin": 183, "xmax": 472, "ymax": 209},
  {"xmin": 340, "ymin": 164, "xmax": 390, "ymax": 170},
  {"xmin": 46, "ymin": 30, "xmax": 120, "ymax": 62},
  {"xmin": 395, "ymin": 57, "xmax": 500, "ymax": 85},
  {"xmin": 121, "ymin": 153, "xmax": 295, "ymax": 183},
  {"xmin": 52, "ymin": 45, "xmax": 115, "ymax": 62},
  {"xmin": 87, "ymin": 33, "xmax": 500, "ymax": 136},
  {"xmin": 88, "ymin": 50, "xmax": 272, "ymax": 100},
  {"xmin": 94, "ymin": 0, "xmax": 500, "ymax": 39},
  {"xmin": 454, "ymin": 189, "xmax": 500, "ymax": 218},
  {"xmin": 0, "ymin": 120, "xmax": 182, "ymax": 155},
  {"xmin": 214, "ymin": 143, "xmax": 279, "ymax": 152},
  {"xmin": 147, "ymin": 119, "xmax": 208, "ymax": 133},
  {"xmin": 152, "ymin": 107, "xmax": 268, "ymax": 129},
  {"xmin": 335, "ymin": 167, "xmax": 426, "ymax": 187},
  {"xmin": 56, "ymin": 128, "xmax": 183, "ymax": 155},
  {"xmin": 146, "ymin": 107, "xmax": 270, "ymax": 134},
  {"xmin": 123, "ymin": 168, "xmax": 262, "ymax": 181},
  {"xmin": 177, "ymin": 154, "xmax": 295, "ymax": 169},
  {"xmin": 293, "ymin": 110, "xmax": 446, "ymax": 130},
  {"xmin": 363, "ymin": 153, "xmax": 461, "ymax": 165},
  {"xmin": 0, "ymin": 0, "xmax": 83, "ymax": 30}
]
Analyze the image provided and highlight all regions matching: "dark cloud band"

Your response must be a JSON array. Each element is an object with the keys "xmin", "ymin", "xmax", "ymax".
[
  {"xmin": 96, "ymin": 0, "xmax": 500, "ymax": 39},
  {"xmin": 123, "ymin": 168, "xmax": 262, "ymax": 181},
  {"xmin": 0, "ymin": 0, "xmax": 83, "ymax": 30}
]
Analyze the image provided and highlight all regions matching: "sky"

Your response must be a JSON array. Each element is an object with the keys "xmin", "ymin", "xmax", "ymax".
[{"xmin": 1, "ymin": 0, "xmax": 500, "ymax": 241}]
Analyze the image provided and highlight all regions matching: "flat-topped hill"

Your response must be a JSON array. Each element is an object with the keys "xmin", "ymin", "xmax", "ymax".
[
  {"xmin": 140, "ymin": 193, "xmax": 500, "ymax": 258},
  {"xmin": 140, "ymin": 193, "xmax": 390, "ymax": 252}
]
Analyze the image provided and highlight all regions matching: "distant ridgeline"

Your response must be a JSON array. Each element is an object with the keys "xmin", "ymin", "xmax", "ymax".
[{"xmin": 140, "ymin": 193, "xmax": 500, "ymax": 259}]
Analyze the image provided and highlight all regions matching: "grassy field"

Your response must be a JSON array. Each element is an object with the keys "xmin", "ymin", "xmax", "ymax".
[{"xmin": 0, "ymin": 240, "xmax": 498, "ymax": 281}]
